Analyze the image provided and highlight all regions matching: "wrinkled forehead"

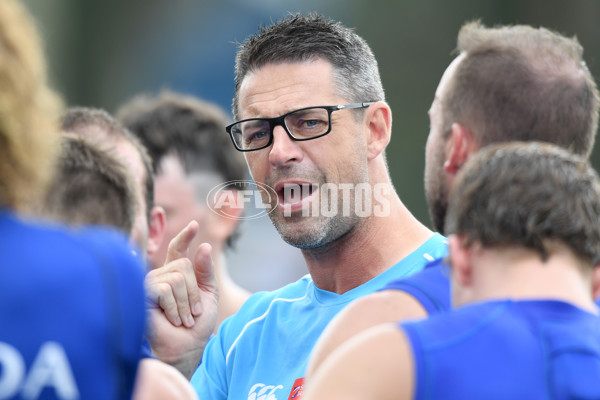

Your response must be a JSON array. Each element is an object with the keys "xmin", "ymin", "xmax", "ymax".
[{"xmin": 237, "ymin": 59, "xmax": 340, "ymax": 119}]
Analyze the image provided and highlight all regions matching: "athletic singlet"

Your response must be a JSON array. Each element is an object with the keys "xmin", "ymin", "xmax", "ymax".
[
  {"xmin": 0, "ymin": 210, "xmax": 146, "ymax": 399},
  {"xmin": 400, "ymin": 300, "xmax": 600, "ymax": 399},
  {"xmin": 380, "ymin": 255, "xmax": 451, "ymax": 315}
]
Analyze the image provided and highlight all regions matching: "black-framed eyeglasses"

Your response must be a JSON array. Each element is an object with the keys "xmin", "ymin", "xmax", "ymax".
[{"xmin": 226, "ymin": 102, "xmax": 375, "ymax": 152}]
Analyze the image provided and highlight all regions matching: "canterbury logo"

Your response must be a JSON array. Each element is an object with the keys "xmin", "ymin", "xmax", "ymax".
[{"xmin": 248, "ymin": 383, "xmax": 284, "ymax": 400}]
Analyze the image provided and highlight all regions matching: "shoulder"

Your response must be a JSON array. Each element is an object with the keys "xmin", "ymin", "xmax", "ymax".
[
  {"xmin": 133, "ymin": 359, "xmax": 198, "ymax": 400},
  {"xmin": 63, "ymin": 225, "xmax": 147, "ymax": 302},
  {"xmin": 306, "ymin": 284, "xmax": 426, "ymax": 378},
  {"xmin": 380, "ymin": 257, "xmax": 451, "ymax": 314},
  {"xmin": 351, "ymin": 289, "xmax": 428, "ymax": 322},
  {"xmin": 214, "ymin": 274, "xmax": 313, "ymax": 340},
  {"xmin": 2, "ymin": 215, "xmax": 146, "ymax": 336},
  {"xmin": 5, "ymin": 213, "xmax": 140, "ymax": 270},
  {"xmin": 234, "ymin": 274, "xmax": 313, "ymax": 315},
  {"xmin": 305, "ymin": 323, "xmax": 413, "ymax": 400},
  {"xmin": 400, "ymin": 300, "xmax": 511, "ymax": 347},
  {"xmin": 384, "ymin": 258, "xmax": 448, "ymax": 290},
  {"xmin": 198, "ymin": 275, "xmax": 315, "ymax": 385},
  {"xmin": 419, "ymin": 233, "xmax": 448, "ymax": 258},
  {"xmin": 321, "ymin": 288, "xmax": 429, "ymax": 342},
  {"xmin": 2, "ymin": 213, "xmax": 144, "ymax": 284},
  {"xmin": 0, "ymin": 212, "xmax": 146, "ymax": 398}
]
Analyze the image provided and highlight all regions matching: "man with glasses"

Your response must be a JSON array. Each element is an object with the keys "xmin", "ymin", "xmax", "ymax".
[
  {"xmin": 227, "ymin": 102, "xmax": 374, "ymax": 151},
  {"xmin": 145, "ymin": 13, "xmax": 446, "ymax": 399}
]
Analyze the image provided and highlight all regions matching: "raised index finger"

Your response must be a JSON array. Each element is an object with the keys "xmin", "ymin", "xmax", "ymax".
[{"xmin": 165, "ymin": 220, "xmax": 200, "ymax": 265}]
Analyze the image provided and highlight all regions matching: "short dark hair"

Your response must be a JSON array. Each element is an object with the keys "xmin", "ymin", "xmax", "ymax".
[
  {"xmin": 445, "ymin": 142, "xmax": 600, "ymax": 265},
  {"xmin": 60, "ymin": 107, "xmax": 154, "ymax": 223},
  {"xmin": 41, "ymin": 134, "xmax": 136, "ymax": 234},
  {"xmin": 116, "ymin": 90, "xmax": 248, "ymax": 247},
  {"xmin": 232, "ymin": 13, "xmax": 384, "ymax": 120},
  {"xmin": 442, "ymin": 22, "xmax": 599, "ymax": 158}
]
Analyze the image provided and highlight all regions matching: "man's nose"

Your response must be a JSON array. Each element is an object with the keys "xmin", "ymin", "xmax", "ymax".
[{"xmin": 268, "ymin": 125, "xmax": 304, "ymax": 167}]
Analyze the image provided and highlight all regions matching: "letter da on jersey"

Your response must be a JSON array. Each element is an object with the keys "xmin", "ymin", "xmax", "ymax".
[{"xmin": 0, "ymin": 342, "xmax": 79, "ymax": 399}]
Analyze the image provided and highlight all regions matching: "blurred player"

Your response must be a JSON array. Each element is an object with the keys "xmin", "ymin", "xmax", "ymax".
[{"xmin": 0, "ymin": 1, "xmax": 146, "ymax": 398}]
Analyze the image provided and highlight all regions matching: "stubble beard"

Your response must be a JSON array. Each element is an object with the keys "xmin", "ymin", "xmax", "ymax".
[
  {"xmin": 264, "ymin": 142, "xmax": 368, "ymax": 249},
  {"xmin": 270, "ymin": 210, "xmax": 359, "ymax": 250},
  {"xmin": 426, "ymin": 187, "xmax": 448, "ymax": 235},
  {"xmin": 425, "ymin": 146, "xmax": 449, "ymax": 235}
]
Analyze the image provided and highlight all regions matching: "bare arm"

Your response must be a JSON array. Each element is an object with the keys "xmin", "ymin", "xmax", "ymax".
[
  {"xmin": 304, "ymin": 323, "xmax": 414, "ymax": 400},
  {"xmin": 306, "ymin": 289, "xmax": 427, "ymax": 378},
  {"xmin": 133, "ymin": 358, "xmax": 199, "ymax": 400}
]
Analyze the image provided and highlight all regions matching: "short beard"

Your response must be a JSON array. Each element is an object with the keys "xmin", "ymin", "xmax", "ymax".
[
  {"xmin": 426, "ymin": 192, "xmax": 448, "ymax": 235},
  {"xmin": 271, "ymin": 213, "xmax": 357, "ymax": 250},
  {"xmin": 424, "ymin": 142, "xmax": 449, "ymax": 235}
]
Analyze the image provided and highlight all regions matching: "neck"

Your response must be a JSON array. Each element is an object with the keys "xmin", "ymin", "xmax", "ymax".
[
  {"xmin": 305, "ymin": 184, "xmax": 433, "ymax": 294},
  {"xmin": 457, "ymin": 246, "xmax": 596, "ymax": 313}
]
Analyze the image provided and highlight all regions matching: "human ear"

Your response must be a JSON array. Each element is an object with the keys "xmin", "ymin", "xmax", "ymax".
[
  {"xmin": 443, "ymin": 123, "xmax": 475, "ymax": 175},
  {"xmin": 591, "ymin": 263, "xmax": 600, "ymax": 301},
  {"xmin": 365, "ymin": 102, "xmax": 392, "ymax": 161},
  {"xmin": 146, "ymin": 206, "xmax": 166, "ymax": 257},
  {"xmin": 448, "ymin": 234, "xmax": 473, "ymax": 287},
  {"xmin": 206, "ymin": 189, "xmax": 243, "ymax": 244}
]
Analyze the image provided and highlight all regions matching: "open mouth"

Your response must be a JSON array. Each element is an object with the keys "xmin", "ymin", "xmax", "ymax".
[{"xmin": 275, "ymin": 181, "xmax": 319, "ymax": 212}]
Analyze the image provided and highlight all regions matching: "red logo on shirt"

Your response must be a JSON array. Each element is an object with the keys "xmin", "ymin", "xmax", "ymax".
[{"xmin": 288, "ymin": 378, "xmax": 304, "ymax": 399}]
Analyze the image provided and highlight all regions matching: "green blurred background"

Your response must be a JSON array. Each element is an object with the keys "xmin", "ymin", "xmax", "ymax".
[{"xmin": 23, "ymin": 0, "xmax": 600, "ymax": 290}]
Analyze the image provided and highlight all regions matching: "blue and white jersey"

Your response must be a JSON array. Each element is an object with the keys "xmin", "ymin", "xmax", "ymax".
[
  {"xmin": 0, "ymin": 210, "xmax": 146, "ymax": 400},
  {"xmin": 192, "ymin": 233, "xmax": 447, "ymax": 400},
  {"xmin": 401, "ymin": 300, "xmax": 600, "ymax": 399}
]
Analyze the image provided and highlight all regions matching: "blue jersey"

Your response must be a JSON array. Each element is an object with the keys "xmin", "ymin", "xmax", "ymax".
[
  {"xmin": 0, "ymin": 210, "xmax": 146, "ymax": 399},
  {"xmin": 141, "ymin": 337, "xmax": 154, "ymax": 359},
  {"xmin": 380, "ymin": 239, "xmax": 451, "ymax": 315},
  {"xmin": 381, "ymin": 257, "xmax": 450, "ymax": 314},
  {"xmin": 400, "ymin": 300, "xmax": 600, "ymax": 400},
  {"xmin": 192, "ymin": 233, "xmax": 447, "ymax": 400}
]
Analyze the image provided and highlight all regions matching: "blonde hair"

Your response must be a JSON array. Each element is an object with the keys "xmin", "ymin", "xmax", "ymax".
[{"xmin": 0, "ymin": 0, "xmax": 63, "ymax": 211}]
